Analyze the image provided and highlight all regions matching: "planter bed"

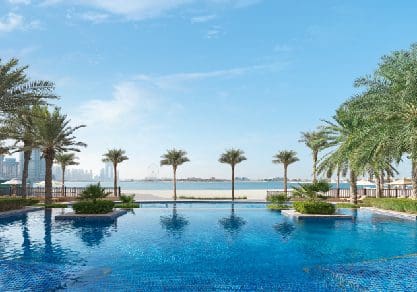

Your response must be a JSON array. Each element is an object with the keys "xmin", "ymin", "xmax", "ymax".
[
  {"xmin": 282, "ymin": 209, "xmax": 353, "ymax": 220},
  {"xmin": 55, "ymin": 209, "xmax": 127, "ymax": 221},
  {"xmin": 0, "ymin": 206, "xmax": 43, "ymax": 218}
]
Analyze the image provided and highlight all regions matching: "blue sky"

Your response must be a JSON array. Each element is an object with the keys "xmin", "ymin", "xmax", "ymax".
[{"xmin": 0, "ymin": 0, "xmax": 415, "ymax": 179}]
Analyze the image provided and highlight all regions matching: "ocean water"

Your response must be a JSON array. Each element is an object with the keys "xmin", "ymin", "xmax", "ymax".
[
  {"xmin": 1, "ymin": 204, "xmax": 417, "ymax": 291},
  {"xmin": 64, "ymin": 180, "xmax": 353, "ymax": 190}
]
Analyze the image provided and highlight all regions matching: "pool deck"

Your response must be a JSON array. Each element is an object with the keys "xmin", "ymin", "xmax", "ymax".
[
  {"xmin": 282, "ymin": 209, "xmax": 353, "ymax": 220},
  {"xmin": 55, "ymin": 209, "xmax": 127, "ymax": 221},
  {"xmin": 361, "ymin": 207, "xmax": 417, "ymax": 221},
  {"xmin": 0, "ymin": 206, "xmax": 43, "ymax": 218}
]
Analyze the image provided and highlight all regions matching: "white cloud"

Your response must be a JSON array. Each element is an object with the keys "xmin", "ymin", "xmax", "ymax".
[
  {"xmin": 40, "ymin": 0, "xmax": 262, "ymax": 20},
  {"xmin": 0, "ymin": 12, "xmax": 41, "ymax": 33},
  {"xmin": 80, "ymin": 11, "xmax": 109, "ymax": 23},
  {"xmin": 8, "ymin": 0, "xmax": 31, "ymax": 4},
  {"xmin": 206, "ymin": 26, "xmax": 222, "ymax": 39},
  {"xmin": 0, "ymin": 13, "xmax": 23, "ymax": 33},
  {"xmin": 191, "ymin": 14, "xmax": 216, "ymax": 23},
  {"xmin": 135, "ymin": 62, "xmax": 282, "ymax": 89},
  {"xmin": 77, "ymin": 82, "xmax": 154, "ymax": 126}
]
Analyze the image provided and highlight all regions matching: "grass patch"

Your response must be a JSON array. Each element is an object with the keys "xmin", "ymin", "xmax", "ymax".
[
  {"xmin": 336, "ymin": 203, "xmax": 359, "ymax": 209},
  {"xmin": 293, "ymin": 201, "xmax": 336, "ymax": 215},
  {"xmin": 267, "ymin": 204, "xmax": 289, "ymax": 211},
  {"xmin": 72, "ymin": 200, "xmax": 114, "ymax": 214},
  {"xmin": 178, "ymin": 196, "xmax": 247, "ymax": 200},
  {"xmin": 363, "ymin": 198, "xmax": 417, "ymax": 214},
  {"xmin": 115, "ymin": 203, "xmax": 140, "ymax": 208},
  {"xmin": 0, "ymin": 197, "xmax": 40, "ymax": 212}
]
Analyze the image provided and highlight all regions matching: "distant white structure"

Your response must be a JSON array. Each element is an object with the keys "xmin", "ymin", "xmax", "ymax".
[{"xmin": 145, "ymin": 163, "xmax": 159, "ymax": 180}]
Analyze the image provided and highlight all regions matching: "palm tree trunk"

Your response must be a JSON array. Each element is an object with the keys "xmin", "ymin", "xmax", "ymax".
[
  {"xmin": 336, "ymin": 168, "xmax": 340, "ymax": 199},
  {"xmin": 21, "ymin": 148, "xmax": 31, "ymax": 199},
  {"xmin": 44, "ymin": 154, "xmax": 53, "ymax": 205},
  {"xmin": 232, "ymin": 165, "xmax": 235, "ymax": 201},
  {"xmin": 173, "ymin": 167, "xmax": 177, "ymax": 200},
  {"xmin": 312, "ymin": 151, "xmax": 318, "ymax": 183},
  {"xmin": 349, "ymin": 169, "xmax": 358, "ymax": 204},
  {"xmin": 283, "ymin": 164, "xmax": 288, "ymax": 195},
  {"xmin": 376, "ymin": 175, "xmax": 381, "ymax": 198},
  {"xmin": 61, "ymin": 166, "xmax": 65, "ymax": 197},
  {"xmin": 113, "ymin": 163, "xmax": 118, "ymax": 197},
  {"xmin": 412, "ymin": 159, "xmax": 417, "ymax": 199},
  {"xmin": 380, "ymin": 173, "xmax": 385, "ymax": 197}
]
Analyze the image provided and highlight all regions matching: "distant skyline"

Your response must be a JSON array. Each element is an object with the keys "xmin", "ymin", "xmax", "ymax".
[{"xmin": 0, "ymin": 0, "xmax": 415, "ymax": 179}]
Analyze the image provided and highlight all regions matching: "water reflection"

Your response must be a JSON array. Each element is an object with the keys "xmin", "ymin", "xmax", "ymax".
[
  {"xmin": 218, "ymin": 203, "xmax": 246, "ymax": 235},
  {"xmin": 274, "ymin": 221, "xmax": 295, "ymax": 241},
  {"xmin": 73, "ymin": 220, "xmax": 116, "ymax": 247},
  {"xmin": 160, "ymin": 203, "xmax": 189, "ymax": 236}
]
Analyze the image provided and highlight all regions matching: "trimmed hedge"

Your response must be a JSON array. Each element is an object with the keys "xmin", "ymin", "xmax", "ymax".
[
  {"xmin": 0, "ymin": 197, "xmax": 40, "ymax": 212},
  {"xmin": 72, "ymin": 200, "xmax": 114, "ymax": 214},
  {"xmin": 293, "ymin": 201, "xmax": 336, "ymax": 215},
  {"xmin": 115, "ymin": 203, "xmax": 140, "ymax": 208},
  {"xmin": 363, "ymin": 198, "xmax": 417, "ymax": 214},
  {"xmin": 267, "ymin": 204, "xmax": 289, "ymax": 211}
]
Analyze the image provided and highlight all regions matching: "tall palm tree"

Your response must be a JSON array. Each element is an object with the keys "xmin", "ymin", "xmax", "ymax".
[
  {"xmin": 0, "ymin": 58, "xmax": 56, "ymax": 114},
  {"xmin": 102, "ymin": 149, "xmax": 128, "ymax": 197},
  {"xmin": 272, "ymin": 150, "xmax": 299, "ymax": 195},
  {"xmin": 219, "ymin": 149, "xmax": 247, "ymax": 201},
  {"xmin": 34, "ymin": 107, "xmax": 86, "ymax": 204},
  {"xmin": 160, "ymin": 149, "xmax": 189, "ymax": 200},
  {"xmin": 0, "ymin": 106, "xmax": 41, "ymax": 197},
  {"xmin": 55, "ymin": 152, "xmax": 78, "ymax": 197},
  {"xmin": 299, "ymin": 130, "xmax": 329, "ymax": 183}
]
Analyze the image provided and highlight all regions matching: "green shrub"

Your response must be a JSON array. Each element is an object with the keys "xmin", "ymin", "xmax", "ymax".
[
  {"xmin": 336, "ymin": 203, "xmax": 359, "ymax": 209},
  {"xmin": 293, "ymin": 201, "xmax": 336, "ymax": 214},
  {"xmin": 120, "ymin": 194, "xmax": 135, "ymax": 204},
  {"xmin": 115, "ymin": 203, "xmax": 139, "ymax": 209},
  {"xmin": 267, "ymin": 204, "xmax": 289, "ymax": 211},
  {"xmin": 44, "ymin": 203, "xmax": 68, "ymax": 208},
  {"xmin": 78, "ymin": 183, "xmax": 110, "ymax": 202},
  {"xmin": 267, "ymin": 193, "xmax": 288, "ymax": 204},
  {"xmin": 72, "ymin": 200, "xmax": 114, "ymax": 214},
  {"xmin": 363, "ymin": 198, "xmax": 417, "ymax": 213},
  {"xmin": 292, "ymin": 180, "xmax": 331, "ymax": 201},
  {"xmin": 0, "ymin": 197, "xmax": 40, "ymax": 212}
]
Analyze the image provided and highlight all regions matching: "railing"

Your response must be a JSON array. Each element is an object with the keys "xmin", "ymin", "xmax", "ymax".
[
  {"xmin": 267, "ymin": 188, "xmax": 413, "ymax": 198},
  {"xmin": 3, "ymin": 186, "xmax": 121, "ymax": 197}
]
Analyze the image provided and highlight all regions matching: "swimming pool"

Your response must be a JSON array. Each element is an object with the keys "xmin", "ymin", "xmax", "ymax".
[{"xmin": 1, "ymin": 203, "xmax": 417, "ymax": 291}]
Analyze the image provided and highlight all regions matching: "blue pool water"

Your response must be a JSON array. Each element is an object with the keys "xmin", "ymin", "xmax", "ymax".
[{"xmin": 1, "ymin": 204, "xmax": 417, "ymax": 291}]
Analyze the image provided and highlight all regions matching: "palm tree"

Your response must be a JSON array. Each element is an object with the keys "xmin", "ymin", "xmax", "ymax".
[
  {"xmin": 102, "ymin": 149, "xmax": 128, "ymax": 197},
  {"xmin": 0, "ymin": 58, "xmax": 56, "ymax": 114},
  {"xmin": 0, "ymin": 106, "xmax": 41, "ymax": 197},
  {"xmin": 299, "ymin": 130, "xmax": 329, "ymax": 183},
  {"xmin": 34, "ymin": 107, "xmax": 86, "ymax": 204},
  {"xmin": 272, "ymin": 150, "xmax": 299, "ymax": 194},
  {"xmin": 219, "ymin": 149, "xmax": 247, "ymax": 200},
  {"xmin": 55, "ymin": 152, "xmax": 78, "ymax": 197},
  {"xmin": 160, "ymin": 149, "xmax": 189, "ymax": 200}
]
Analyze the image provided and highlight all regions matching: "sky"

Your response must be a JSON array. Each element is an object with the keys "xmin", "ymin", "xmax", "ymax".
[{"xmin": 0, "ymin": 0, "xmax": 416, "ymax": 180}]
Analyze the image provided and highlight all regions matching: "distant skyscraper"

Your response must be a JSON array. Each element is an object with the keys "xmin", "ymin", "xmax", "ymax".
[
  {"xmin": 19, "ymin": 148, "xmax": 45, "ymax": 183},
  {"xmin": 99, "ymin": 162, "xmax": 114, "ymax": 181},
  {"xmin": 2, "ymin": 158, "xmax": 18, "ymax": 178}
]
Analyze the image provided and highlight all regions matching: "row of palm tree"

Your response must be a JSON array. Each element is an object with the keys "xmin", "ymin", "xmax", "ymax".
[
  {"xmin": 158, "ymin": 148, "xmax": 302, "ymax": 200},
  {"xmin": 0, "ymin": 58, "xmax": 86, "ymax": 204},
  {"xmin": 296, "ymin": 43, "xmax": 417, "ymax": 203}
]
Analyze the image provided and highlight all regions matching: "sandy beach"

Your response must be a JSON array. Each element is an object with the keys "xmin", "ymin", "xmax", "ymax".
[{"xmin": 123, "ymin": 189, "xmax": 275, "ymax": 201}]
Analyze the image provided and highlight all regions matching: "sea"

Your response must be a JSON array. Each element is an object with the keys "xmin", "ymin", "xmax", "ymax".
[{"xmin": 64, "ymin": 181, "xmax": 353, "ymax": 190}]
